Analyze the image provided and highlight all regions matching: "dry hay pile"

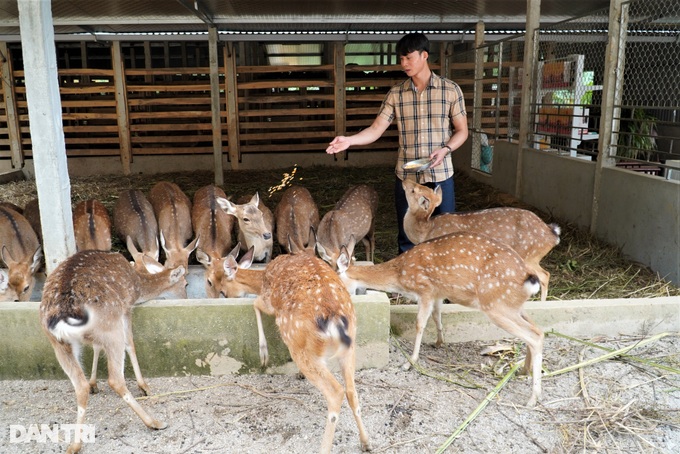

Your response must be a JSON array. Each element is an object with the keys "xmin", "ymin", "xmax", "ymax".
[{"xmin": 1, "ymin": 164, "xmax": 677, "ymax": 300}]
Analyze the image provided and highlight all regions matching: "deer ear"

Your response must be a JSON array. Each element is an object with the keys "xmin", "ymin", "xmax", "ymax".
[
  {"xmin": 240, "ymin": 246, "xmax": 255, "ymax": 269},
  {"xmin": 30, "ymin": 246, "xmax": 43, "ymax": 273},
  {"xmin": 337, "ymin": 246, "xmax": 350, "ymax": 273},
  {"xmin": 216, "ymin": 197, "xmax": 236, "ymax": 215},
  {"xmin": 223, "ymin": 255, "xmax": 238, "ymax": 279},
  {"xmin": 433, "ymin": 185, "xmax": 443, "ymax": 207},
  {"xmin": 228, "ymin": 242, "xmax": 241, "ymax": 259},
  {"xmin": 195, "ymin": 249, "xmax": 211, "ymax": 266},
  {"xmin": 250, "ymin": 192, "xmax": 259, "ymax": 206},
  {"xmin": 316, "ymin": 242, "xmax": 331, "ymax": 262},
  {"xmin": 418, "ymin": 195, "xmax": 430, "ymax": 211}
]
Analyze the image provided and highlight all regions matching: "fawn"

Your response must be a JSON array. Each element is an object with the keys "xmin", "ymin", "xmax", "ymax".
[
  {"xmin": 39, "ymin": 249, "xmax": 187, "ymax": 453},
  {"xmin": 274, "ymin": 185, "xmax": 320, "ymax": 253},
  {"xmin": 336, "ymin": 232, "xmax": 544, "ymax": 407},
  {"xmin": 402, "ymin": 179, "xmax": 560, "ymax": 301},
  {"xmin": 316, "ymin": 184, "xmax": 378, "ymax": 269},
  {"xmin": 252, "ymin": 251, "xmax": 371, "ymax": 453},
  {"xmin": 192, "ymin": 185, "xmax": 235, "ymax": 298},
  {"xmin": 148, "ymin": 181, "xmax": 199, "ymax": 280},
  {"xmin": 230, "ymin": 193, "xmax": 274, "ymax": 263},
  {"xmin": 114, "ymin": 189, "xmax": 160, "ymax": 262},
  {"xmin": 0, "ymin": 206, "xmax": 42, "ymax": 301},
  {"xmin": 73, "ymin": 199, "xmax": 113, "ymax": 252}
]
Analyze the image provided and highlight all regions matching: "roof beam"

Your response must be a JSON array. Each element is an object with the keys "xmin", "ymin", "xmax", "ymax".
[{"xmin": 175, "ymin": 0, "xmax": 214, "ymax": 26}]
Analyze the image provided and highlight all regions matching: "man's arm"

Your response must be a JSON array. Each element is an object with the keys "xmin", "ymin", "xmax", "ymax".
[{"xmin": 326, "ymin": 116, "xmax": 391, "ymax": 154}]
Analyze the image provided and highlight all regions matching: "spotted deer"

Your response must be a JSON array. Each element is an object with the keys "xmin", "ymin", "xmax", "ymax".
[
  {"xmin": 402, "ymin": 179, "xmax": 560, "ymax": 301},
  {"xmin": 336, "ymin": 232, "xmax": 544, "ymax": 407},
  {"xmin": 73, "ymin": 199, "xmax": 113, "ymax": 252},
  {"xmin": 253, "ymin": 251, "xmax": 370, "ymax": 453},
  {"xmin": 39, "ymin": 249, "xmax": 187, "ymax": 454},
  {"xmin": 192, "ymin": 185, "xmax": 235, "ymax": 298},
  {"xmin": 148, "ymin": 181, "xmax": 199, "ymax": 277},
  {"xmin": 113, "ymin": 189, "xmax": 160, "ymax": 262},
  {"xmin": 274, "ymin": 185, "xmax": 320, "ymax": 253},
  {"xmin": 0, "ymin": 206, "xmax": 42, "ymax": 301},
  {"xmin": 218, "ymin": 193, "xmax": 273, "ymax": 263},
  {"xmin": 316, "ymin": 184, "xmax": 378, "ymax": 269}
]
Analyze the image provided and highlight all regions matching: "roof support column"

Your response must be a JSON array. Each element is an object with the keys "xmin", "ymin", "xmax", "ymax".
[
  {"xmin": 515, "ymin": 0, "xmax": 541, "ymax": 198},
  {"xmin": 17, "ymin": 0, "xmax": 75, "ymax": 273},
  {"xmin": 209, "ymin": 27, "xmax": 224, "ymax": 185}
]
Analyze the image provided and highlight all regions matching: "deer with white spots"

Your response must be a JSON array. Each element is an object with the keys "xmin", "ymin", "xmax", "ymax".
[
  {"xmin": 229, "ymin": 193, "xmax": 274, "ymax": 263},
  {"xmin": 336, "ymin": 232, "xmax": 544, "ymax": 407},
  {"xmin": 39, "ymin": 249, "xmax": 187, "ymax": 454},
  {"xmin": 73, "ymin": 199, "xmax": 113, "ymax": 252},
  {"xmin": 316, "ymin": 184, "xmax": 378, "ymax": 269},
  {"xmin": 402, "ymin": 179, "xmax": 560, "ymax": 301},
  {"xmin": 0, "ymin": 205, "xmax": 42, "ymax": 301},
  {"xmin": 274, "ymin": 185, "xmax": 320, "ymax": 253},
  {"xmin": 148, "ymin": 182, "xmax": 198, "ymax": 295},
  {"xmin": 113, "ymin": 189, "xmax": 160, "ymax": 262},
  {"xmin": 253, "ymin": 251, "xmax": 371, "ymax": 453},
  {"xmin": 192, "ymin": 185, "xmax": 235, "ymax": 298}
]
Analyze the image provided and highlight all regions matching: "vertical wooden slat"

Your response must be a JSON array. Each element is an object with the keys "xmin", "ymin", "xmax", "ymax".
[
  {"xmin": 224, "ymin": 41, "xmax": 240, "ymax": 169},
  {"xmin": 209, "ymin": 27, "xmax": 224, "ymax": 185},
  {"xmin": 0, "ymin": 42, "xmax": 24, "ymax": 169},
  {"xmin": 333, "ymin": 41, "xmax": 346, "ymax": 160},
  {"xmin": 112, "ymin": 41, "xmax": 132, "ymax": 174},
  {"xmin": 143, "ymin": 41, "xmax": 152, "ymax": 83}
]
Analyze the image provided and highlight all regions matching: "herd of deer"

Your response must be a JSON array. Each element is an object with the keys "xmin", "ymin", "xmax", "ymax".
[{"xmin": 1, "ymin": 178, "xmax": 560, "ymax": 453}]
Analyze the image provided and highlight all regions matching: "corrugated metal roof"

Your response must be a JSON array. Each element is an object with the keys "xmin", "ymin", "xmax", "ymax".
[{"xmin": 0, "ymin": 0, "xmax": 611, "ymax": 40}]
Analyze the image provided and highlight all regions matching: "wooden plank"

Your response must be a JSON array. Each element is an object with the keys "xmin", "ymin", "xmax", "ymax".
[
  {"xmin": 239, "ymin": 94, "xmax": 334, "ymax": 104},
  {"xmin": 0, "ymin": 42, "xmax": 23, "ymax": 169},
  {"xmin": 237, "ymin": 80, "xmax": 333, "ymax": 90},
  {"xmin": 236, "ymin": 64, "xmax": 333, "ymax": 73},
  {"xmin": 112, "ymin": 41, "xmax": 132, "ymax": 174},
  {"xmin": 238, "ymin": 107, "xmax": 334, "ymax": 117},
  {"xmin": 224, "ymin": 42, "xmax": 240, "ymax": 168},
  {"xmin": 333, "ymin": 41, "xmax": 346, "ymax": 144}
]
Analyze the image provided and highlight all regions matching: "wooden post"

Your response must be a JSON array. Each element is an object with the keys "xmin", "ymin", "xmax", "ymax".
[
  {"xmin": 143, "ymin": 41, "xmax": 152, "ymax": 83},
  {"xmin": 472, "ymin": 21, "xmax": 485, "ymax": 170},
  {"xmin": 591, "ymin": 0, "xmax": 628, "ymax": 234},
  {"xmin": 17, "ymin": 0, "xmax": 75, "ymax": 272},
  {"xmin": 0, "ymin": 42, "xmax": 24, "ymax": 170},
  {"xmin": 333, "ymin": 41, "xmax": 346, "ymax": 161},
  {"xmin": 515, "ymin": 0, "xmax": 542, "ymax": 198},
  {"xmin": 224, "ymin": 41, "xmax": 240, "ymax": 169},
  {"xmin": 208, "ymin": 27, "xmax": 224, "ymax": 185},
  {"xmin": 112, "ymin": 41, "xmax": 132, "ymax": 174}
]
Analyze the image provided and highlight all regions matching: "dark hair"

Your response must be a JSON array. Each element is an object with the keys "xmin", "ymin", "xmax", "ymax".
[{"xmin": 396, "ymin": 33, "xmax": 430, "ymax": 56}]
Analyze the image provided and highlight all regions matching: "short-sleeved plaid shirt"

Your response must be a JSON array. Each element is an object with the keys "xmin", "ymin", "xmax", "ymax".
[{"xmin": 378, "ymin": 72, "xmax": 467, "ymax": 183}]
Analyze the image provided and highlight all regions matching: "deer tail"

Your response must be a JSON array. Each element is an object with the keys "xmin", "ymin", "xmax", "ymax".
[{"xmin": 316, "ymin": 314, "xmax": 352, "ymax": 348}]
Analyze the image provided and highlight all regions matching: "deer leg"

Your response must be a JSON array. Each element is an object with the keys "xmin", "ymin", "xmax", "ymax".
[
  {"xmin": 403, "ymin": 297, "xmax": 435, "ymax": 370},
  {"xmin": 485, "ymin": 306, "xmax": 544, "ymax": 407},
  {"xmin": 292, "ymin": 350, "xmax": 345, "ymax": 454},
  {"xmin": 432, "ymin": 298, "xmax": 445, "ymax": 347},
  {"xmin": 89, "ymin": 344, "xmax": 101, "ymax": 394},
  {"xmin": 123, "ymin": 313, "xmax": 151, "ymax": 396},
  {"xmin": 253, "ymin": 297, "xmax": 270, "ymax": 367},
  {"xmin": 528, "ymin": 260, "xmax": 550, "ymax": 301},
  {"xmin": 49, "ymin": 339, "xmax": 90, "ymax": 454},
  {"xmin": 105, "ymin": 332, "xmax": 167, "ymax": 429},
  {"xmin": 338, "ymin": 346, "xmax": 371, "ymax": 452}
]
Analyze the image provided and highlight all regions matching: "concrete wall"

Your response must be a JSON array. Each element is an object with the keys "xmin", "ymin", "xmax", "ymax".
[
  {"xmin": 0, "ymin": 293, "xmax": 391, "ymax": 380},
  {"xmin": 456, "ymin": 139, "xmax": 680, "ymax": 285}
]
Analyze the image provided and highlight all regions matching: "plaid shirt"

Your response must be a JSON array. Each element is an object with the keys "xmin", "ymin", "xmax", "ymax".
[{"xmin": 378, "ymin": 72, "xmax": 467, "ymax": 183}]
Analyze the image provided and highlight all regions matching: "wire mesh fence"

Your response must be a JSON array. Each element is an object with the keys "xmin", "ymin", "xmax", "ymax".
[{"xmin": 449, "ymin": 0, "xmax": 680, "ymax": 179}]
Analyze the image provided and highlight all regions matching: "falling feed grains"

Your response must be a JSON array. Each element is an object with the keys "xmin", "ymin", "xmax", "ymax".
[{"xmin": 267, "ymin": 165, "xmax": 299, "ymax": 198}]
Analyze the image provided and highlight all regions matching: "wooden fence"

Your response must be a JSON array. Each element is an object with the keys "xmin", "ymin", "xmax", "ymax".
[{"xmin": 0, "ymin": 39, "xmax": 519, "ymax": 173}]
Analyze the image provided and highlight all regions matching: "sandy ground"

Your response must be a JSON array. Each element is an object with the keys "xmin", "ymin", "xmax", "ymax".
[{"xmin": 1, "ymin": 333, "xmax": 679, "ymax": 454}]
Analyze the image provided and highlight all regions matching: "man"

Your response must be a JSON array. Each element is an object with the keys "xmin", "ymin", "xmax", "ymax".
[{"xmin": 326, "ymin": 32, "xmax": 468, "ymax": 253}]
